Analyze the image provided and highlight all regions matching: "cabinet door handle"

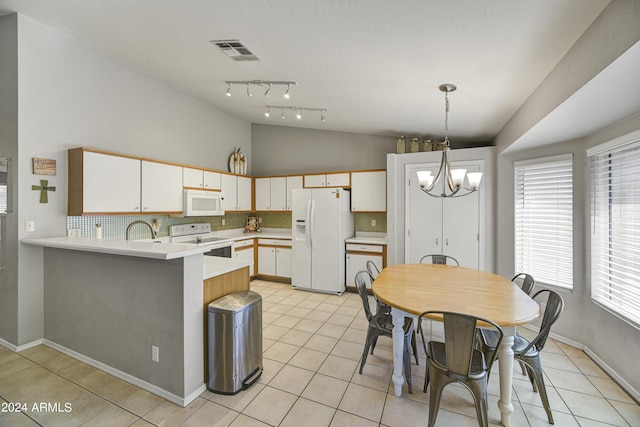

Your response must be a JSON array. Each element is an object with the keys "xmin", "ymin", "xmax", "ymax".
[
  {"xmin": 446, "ymin": 238, "xmax": 449, "ymax": 246},
  {"xmin": 435, "ymin": 238, "xmax": 439, "ymax": 246}
]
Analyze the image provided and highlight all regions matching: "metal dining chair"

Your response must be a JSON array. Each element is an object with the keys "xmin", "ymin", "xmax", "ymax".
[
  {"xmin": 420, "ymin": 254, "xmax": 459, "ymax": 266},
  {"xmin": 477, "ymin": 289, "xmax": 564, "ymax": 424},
  {"xmin": 355, "ymin": 270, "xmax": 418, "ymax": 393},
  {"xmin": 366, "ymin": 260, "xmax": 381, "ymax": 278},
  {"xmin": 418, "ymin": 311, "xmax": 503, "ymax": 427}
]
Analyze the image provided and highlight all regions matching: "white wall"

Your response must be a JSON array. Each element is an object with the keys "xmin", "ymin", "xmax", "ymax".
[{"xmin": 5, "ymin": 14, "xmax": 251, "ymax": 347}]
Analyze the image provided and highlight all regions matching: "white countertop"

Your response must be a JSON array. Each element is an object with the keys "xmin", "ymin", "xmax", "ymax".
[
  {"xmin": 203, "ymin": 256, "xmax": 251, "ymax": 279},
  {"xmin": 345, "ymin": 232, "xmax": 387, "ymax": 245},
  {"xmin": 216, "ymin": 228, "xmax": 292, "ymax": 241},
  {"xmin": 21, "ymin": 236, "xmax": 213, "ymax": 260}
]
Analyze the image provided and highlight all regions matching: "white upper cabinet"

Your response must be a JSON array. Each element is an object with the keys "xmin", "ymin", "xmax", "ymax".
[
  {"xmin": 203, "ymin": 171, "xmax": 221, "ymax": 190},
  {"xmin": 286, "ymin": 176, "xmax": 303, "ymax": 210},
  {"xmin": 77, "ymin": 150, "xmax": 141, "ymax": 214},
  {"xmin": 183, "ymin": 167, "xmax": 221, "ymax": 190},
  {"xmin": 255, "ymin": 176, "xmax": 288, "ymax": 211},
  {"xmin": 221, "ymin": 174, "xmax": 252, "ymax": 211},
  {"xmin": 255, "ymin": 178, "xmax": 271, "ymax": 210},
  {"xmin": 141, "ymin": 161, "xmax": 183, "ymax": 213},
  {"xmin": 304, "ymin": 172, "xmax": 350, "ymax": 188},
  {"xmin": 351, "ymin": 170, "xmax": 386, "ymax": 212}
]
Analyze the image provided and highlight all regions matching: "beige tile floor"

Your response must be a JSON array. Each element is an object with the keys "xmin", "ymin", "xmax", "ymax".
[{"xmin": 1, "ymin": 279, "xmax": 639, "ymax": 426}]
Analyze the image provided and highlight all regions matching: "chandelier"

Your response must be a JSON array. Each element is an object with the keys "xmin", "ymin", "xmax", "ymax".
[{"xmin": 416, "ymin": 84, "xmax": 482, "ymax": 198}]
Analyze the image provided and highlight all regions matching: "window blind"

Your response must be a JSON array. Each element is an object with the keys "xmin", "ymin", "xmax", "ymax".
[
  {"xmin": 514, "ymin": 154, "xmax": 573, "ymax": 289},
  {"xmin": 590, "ymin": 138, "xmax": 640, "ymax": 327}
]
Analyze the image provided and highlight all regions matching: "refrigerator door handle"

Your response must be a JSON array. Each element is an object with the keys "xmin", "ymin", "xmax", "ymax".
[
  {"xmin": 306, "ymin": 200, "xmax": 312, "ymax": 249},
  {"xmin": 310, "ymin": 199, "xmax": 316, "ymax": 249}
]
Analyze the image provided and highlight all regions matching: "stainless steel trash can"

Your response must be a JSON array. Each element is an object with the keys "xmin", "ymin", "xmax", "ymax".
[{"xmin": 208, "ymin": 290, "xmax": 262, "ymax": 394}]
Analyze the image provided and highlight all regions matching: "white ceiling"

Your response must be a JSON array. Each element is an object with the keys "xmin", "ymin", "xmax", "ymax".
[{"xmin": 0, "ymin": 0, "xmax": 613, "ymax": 143}]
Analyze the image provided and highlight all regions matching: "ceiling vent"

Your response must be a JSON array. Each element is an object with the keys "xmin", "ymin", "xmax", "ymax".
[{"xmin": 211, "ymin": 39, "xmax": 261, "ymax": 61}]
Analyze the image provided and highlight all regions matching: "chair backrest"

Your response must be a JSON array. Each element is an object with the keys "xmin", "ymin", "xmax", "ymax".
[
  {"xmin": 420, "ymin": 254, "xmax": 460, "ymax": 266},
  {"xmin": 366, "ymin": 260, "xmax": 380, "ymax": 279},
  {"xmin": 525, "ymin": 289, "xmax": 564, "ymax": 353},
  {"xmin": 512, "ymin": 273, "xmax": 535, "ymax": 296},
  {"xmin": 354, "ymin": 270, "xmax": 375, "ymax": 323},
  {"xmin": 418, "ymin": 311, "xmax": 503, "ymax": 376}
]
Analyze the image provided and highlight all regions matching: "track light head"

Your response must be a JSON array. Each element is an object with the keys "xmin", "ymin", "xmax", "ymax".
[
  {"xmin": 284, "ymin": 83, "xmax": 291, "ymax": 99},
  {"xmin": 226, "ymin": 83, "xmax": 232, "ymax": 97},
  {"xmin": 264, "ymin": 83, "xmax": 272, "ymax": 97},
  {"xmin": 246, "ymin": 84, "xmax": 253, "ymax": 97},
  {"xmin": 281, "ymin": 109, "xmax": 286, "ymax": 119},
  {"xmin": 321, "ymin": 110, "xmax": 326, "ymax": 122},
  {"xmin": 296, "ymin": 109, "xmax": 303, "ymax": 120},
  {"xmin": 265, "ymin": 107, "xmax": 271, "ymax": 118}
]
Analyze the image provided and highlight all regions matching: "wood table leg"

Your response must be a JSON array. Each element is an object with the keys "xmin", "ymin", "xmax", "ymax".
[
  {"xmin": 498, "ymin": 326, "xmax": 516, "ymax": 426},
  {"xmin": 391, "ymin": 307, "xmax": 405, "ymax": 396}
]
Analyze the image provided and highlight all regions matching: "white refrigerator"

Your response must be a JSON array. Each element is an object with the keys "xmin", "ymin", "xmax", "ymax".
[{"xmin": 291, "ymin": 188, "xmax": 354, "ymax": 294}]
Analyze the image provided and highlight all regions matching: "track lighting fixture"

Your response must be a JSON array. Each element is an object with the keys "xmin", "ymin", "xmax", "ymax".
[
  {"xmin": 265, "ymin": 107, "xmax": 271, "ymax": 118},
  {"xmin": 265, "ymin": 106, "xmax": 327, "ymax": 123},
  {"xmin": 224, "ymin": 80, "xmax": 296, "ymax": 98}
]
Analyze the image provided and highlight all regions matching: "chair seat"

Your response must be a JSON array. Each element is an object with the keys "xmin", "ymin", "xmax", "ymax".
[
  {"xmin": 479, "ymin": 330, "xmax": 539, "ymax": 358},
  {"xmin": 429, "ymin": 341, "xmax": 487, "ymax": 379},
  {"xmin": 373, "ymin": 313, "xmax": 414, "ymax": 337}
]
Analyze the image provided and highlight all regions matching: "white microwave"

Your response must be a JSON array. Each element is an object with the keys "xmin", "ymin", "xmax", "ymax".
[{"xmin": 183, "ymin": 190, "xmax": 225, "ymax": 217}]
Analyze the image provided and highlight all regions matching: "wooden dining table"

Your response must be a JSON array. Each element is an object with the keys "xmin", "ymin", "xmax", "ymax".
[{"xmin": 373, "ymin": 264, "xmax": 540, "ymax": 427}]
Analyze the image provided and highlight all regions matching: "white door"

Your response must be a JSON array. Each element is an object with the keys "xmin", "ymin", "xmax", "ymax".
[
  {"xmin": 442, "ymin": 165, "xmax": 481, "ymax": 268},
  {"xmin": 406, "ymin": 165, "xmax": 442, "ymax": 263},
  {"xmin": 258, "ymin": 246, "xmax": 276, "ymax": 276},
  {"xmin": 203, "ymin": 171, "xmax": 221, "ymax": 190},
  {"xmin": 235, "ymin": 247, "xmax": 254, "ymax": 276},
  {"xmin": 346, "ymin": 253, "xmax": 382, "ymax": 287},
  {"xmin": 351, "ymin": 171, "xmax": 386, "ymax": 212},
  {"xmin": 286, "ymin": 176, "xmax": 303, "ymax": 210},
  {"xmin": 311, "ymin": 189, "xmax": 344, "ymax": 293},
  {"xmin": 183, "ymin": 167, "xmax": 203, "ymax": 188},
  {"xmin": 291, "ymin": 189, "xmax": 312, "ymax": 290}
]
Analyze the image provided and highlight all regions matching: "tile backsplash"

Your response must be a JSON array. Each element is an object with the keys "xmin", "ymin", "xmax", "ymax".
[{"xmin": 67, "ymin": 211, "xmax": 385, "ymax": 240}]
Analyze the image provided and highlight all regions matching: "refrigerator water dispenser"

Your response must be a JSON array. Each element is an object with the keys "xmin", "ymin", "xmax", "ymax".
[{"xmin": 295, "ymin": 220, "xmax": 306, "ymax": 241}]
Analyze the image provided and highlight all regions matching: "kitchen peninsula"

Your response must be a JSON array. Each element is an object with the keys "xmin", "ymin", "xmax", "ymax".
[{"xmin": 21, "ymin": 237, "xmax": 251, "ymax": 407}]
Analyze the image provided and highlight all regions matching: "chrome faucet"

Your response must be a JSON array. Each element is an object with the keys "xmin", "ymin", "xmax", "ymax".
[{"xmin": 126, "ymin": 220, "xmax": 157, "ymax": 240}]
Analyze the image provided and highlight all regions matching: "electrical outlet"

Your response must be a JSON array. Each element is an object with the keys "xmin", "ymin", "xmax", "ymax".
[
  {"xmin": 371, "ymin": 219, "xmax": 376, "ymax": 227},
  {"xmin": 258, "ymin": 217, "xmax": 262, "ymax": 224},
  {"xmin": 25, "ymin": 221, "xmax": 35, "ymax": 232},
  {"xmin": 152, "ymin": 345, "xmax": 159, "ymax": 362},
  {"xmin": 68, "ymin": 228, "xmax": 81, "ymax": 237},
  {"xmin": 221, "ymin": 219, "xmax": 226, "ymax": 226}
]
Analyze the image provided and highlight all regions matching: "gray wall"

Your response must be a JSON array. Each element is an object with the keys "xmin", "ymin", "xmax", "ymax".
[
  {"xmin": 3, "ymin": 14, "xmax": 251, "ymax": 348},
  {"xmin": 494, "ymin": 1, "xmax": 640, "ymax": 397},
  {"xmin": 0, "ymin": 14, "xmax": 18, "ymax": 345},
  {"xmin": 495, "ymin": 0, "xmax": 640, "ymax": 152},
  {"xmin": 44, "ymin": 249, "xmax": 186, "ymax": 396},
  {"xmin": 251, "ymin": 124, "xmax": 394, "ymax": 176}
]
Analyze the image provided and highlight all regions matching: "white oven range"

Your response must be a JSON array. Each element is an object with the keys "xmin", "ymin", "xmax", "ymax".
[{"xmin": 169, "ymin": 223, "xmax": 234, "ymax": 258}]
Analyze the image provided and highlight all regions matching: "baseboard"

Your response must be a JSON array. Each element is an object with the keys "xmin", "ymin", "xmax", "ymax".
[
  {"xmin": 0, "ymin": 337, "xmax": 44, "ymax": 353},
  {"xmin": 44, "ymin": 340, "xmax": 204, "ymax": 407}
]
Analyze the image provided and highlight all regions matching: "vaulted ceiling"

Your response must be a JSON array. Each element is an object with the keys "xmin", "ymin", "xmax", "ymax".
[{"xmin": 0, "ymin": 0, "xmax": 618, "ymax": 144}]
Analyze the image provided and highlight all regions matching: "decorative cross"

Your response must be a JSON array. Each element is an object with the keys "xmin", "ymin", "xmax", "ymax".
[{"xmin": 32, "ymin": 179, "xmax": 56, "ymax": 203}]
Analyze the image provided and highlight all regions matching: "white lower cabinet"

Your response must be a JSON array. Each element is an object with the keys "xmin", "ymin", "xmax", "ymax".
[
  {"xmin": 257, "ymin": 239, "xmax": 291, "ymax": 279},
  {"xmin": 234, "ymin": 239, "xmax": 255, "ymax": 276},
  {"xmin": 345, "ymin": 243, "xmax": 384, "ymax": 288}
]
